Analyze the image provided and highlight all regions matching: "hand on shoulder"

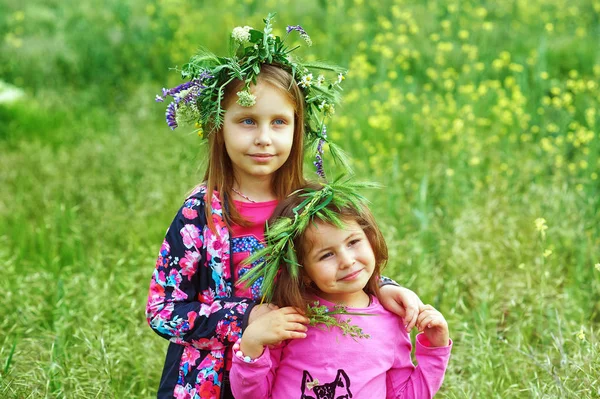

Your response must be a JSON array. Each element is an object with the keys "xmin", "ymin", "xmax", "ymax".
[{"xmin": 241, "ymin": 306, "xmax": 309, "ymax": 358}]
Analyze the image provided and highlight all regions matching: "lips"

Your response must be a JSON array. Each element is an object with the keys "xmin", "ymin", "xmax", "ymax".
[
  {"xmin": 338, "ymin": 268, "xmax": 364, "ymax": 281},
  {"xmin": 248, "ymin": 153, "xmax": 275, "ymax": 162}
]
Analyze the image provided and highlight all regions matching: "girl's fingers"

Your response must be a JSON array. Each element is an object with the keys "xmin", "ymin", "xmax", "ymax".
[
  {"xmin": 416, "ymin": 308, "xmax": 432, "ymax": 326},
  {"xmin": 417, "ymin": 314, "xmax": 434, "ymax": 331},
  {"xmin": 419, "ymin": 303, "xmax": 434, "ymax": 312},
  {"xmin": 426, "ymin": 317, "xmax": 444, "ymax": 329},
  {"xmin": 287, "ymin": 331, "xmax": 307, "ymax": 340},
  {"xmin": 285, "ymin": 313, "xmax": 310, "ymax": 324},
  {"xmin": 287, "ymin": 322, "xmax": 308, "ymax": 333},
  {"xmin": 404, "ymin": 306, "xmax": 418, "ymax": 332}
]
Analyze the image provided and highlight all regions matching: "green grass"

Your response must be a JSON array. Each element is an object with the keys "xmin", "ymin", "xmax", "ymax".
[{"xmin": 1, "ymin": 0, "xmax": 599, "ymax": 397}]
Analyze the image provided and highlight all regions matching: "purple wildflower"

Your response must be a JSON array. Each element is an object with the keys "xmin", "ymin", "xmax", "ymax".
[
  {"xmin": 313, "ymin": 125, "xmax": 327, "ymax": 178},
  {"xmin": 314, "ymin": 153, "xmax": 325, "ymax": 178},
  {"xmin": 286, "ymin": 25, "xmax": 307, "ymax": 35},
  {"xmin": 166, "ymin": 102, "xmax": 178, "ymax": 130},
  {"xmin": 156, "ymin": 73, "xmax": 214, "ymax": 129},
  {"xmin": 286, "ymin": 25, "xmax": 312, "ymax": 46}
]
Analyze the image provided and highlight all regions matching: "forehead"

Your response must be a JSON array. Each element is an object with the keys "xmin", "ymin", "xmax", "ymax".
[
  {"xmin": 304, "ymin": 219, "xmax": 363, "ymax": 247},
  {"xmin": 225, "ymin": 81, "xmax": 295, "ymax": 116}
]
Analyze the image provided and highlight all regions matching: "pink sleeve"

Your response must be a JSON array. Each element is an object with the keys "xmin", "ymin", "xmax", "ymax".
[
  {"xmin": 230, "ymin": 344, "xmax": 283, "ymax": 399},
  {"xmin": 386, "ymin": 333, "xmax": 452, "ymax": 399}
]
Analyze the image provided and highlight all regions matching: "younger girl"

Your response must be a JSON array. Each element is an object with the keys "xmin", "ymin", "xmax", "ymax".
[
  {"xmin": 230, "ymin": 181, "xmax": 452, "ymax": 398},
  {"xmin": 147, "ymin": 15, "xmax": 424, "ymax": 399}
]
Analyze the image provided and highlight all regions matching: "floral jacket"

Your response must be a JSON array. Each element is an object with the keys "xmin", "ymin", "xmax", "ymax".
[{"xmin": 146, "ymin": 184, "xmax": 255, "ymax": 399}]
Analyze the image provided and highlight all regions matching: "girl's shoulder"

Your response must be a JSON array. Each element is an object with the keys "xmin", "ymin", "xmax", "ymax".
[
  {"xmin": 186, "ymin": 183, "xmax": 220, "ymax": 204},
  {"xmin": 187, "ymin": 183, "xmax": 208, "ymax": 200}
]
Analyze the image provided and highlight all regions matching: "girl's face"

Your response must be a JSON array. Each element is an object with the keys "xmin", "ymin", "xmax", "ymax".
[
  {"xmin": 222, "ymin": 81, "xmax": 295, "ymax": 186},
  {"xmin": 302, "ymin": 219, "xmax": 376, "ymax": 306}
]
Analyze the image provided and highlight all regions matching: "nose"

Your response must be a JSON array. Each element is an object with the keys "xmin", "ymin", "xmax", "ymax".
[
  {"xmin": 254, "ymin": 124, "xmax": 272, "ymax": 146},
  {"xmin": 338, "ymin": 249, "xmax": 355, "ymax": 269}
]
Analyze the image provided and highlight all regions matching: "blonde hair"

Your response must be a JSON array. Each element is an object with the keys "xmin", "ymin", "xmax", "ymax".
[{"xmin": 203, "ymin": 64, "xmax": 307, "ymax": 230}]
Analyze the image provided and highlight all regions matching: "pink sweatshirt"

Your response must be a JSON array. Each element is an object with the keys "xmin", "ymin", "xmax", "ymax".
[{"xmin": 230, "ymin": 296, "xmax": 452, "ymax": 398}]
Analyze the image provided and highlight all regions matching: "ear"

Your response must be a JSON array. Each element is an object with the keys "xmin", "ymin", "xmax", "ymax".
[
  {"xmin": 301, "ymin": 370, "xmax": 313, "ymax": 393},
  {"xmin": 301, "ymin": 270, "xmax": 312, "ymax": 286},
  {"xmin": 334, "ymin": 369, "xmax": 351, "ymax": 389}
]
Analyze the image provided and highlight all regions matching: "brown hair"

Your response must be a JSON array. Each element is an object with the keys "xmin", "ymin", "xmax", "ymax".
[
  {"xmin": 270, "ymin": 183, "xmax": 389, "ymax": 310},
  {"xmin": 203, "ymin": 64, "xmax": 307, "ymax": 230}
]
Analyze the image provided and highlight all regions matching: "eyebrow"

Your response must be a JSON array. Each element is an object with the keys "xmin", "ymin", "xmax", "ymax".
[{"xmin": 228, "ymin": 110, "xmax": 294, "ymax": 120}]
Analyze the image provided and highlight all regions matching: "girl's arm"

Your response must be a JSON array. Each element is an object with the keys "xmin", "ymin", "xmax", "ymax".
[
  {"xmin": 386, "ymin": 306, "xmax": 452, "ymax": 399},
  {"xmin": 229, "ymin": 343, "xmax": 283, "ymax": 399},
  {"xmin": 145, "ymin": 194, "xmax": 254, "ymax": 348},
  {"xmin": 230, "ymin": 307, "xmax": 308, "ymax": 398}
]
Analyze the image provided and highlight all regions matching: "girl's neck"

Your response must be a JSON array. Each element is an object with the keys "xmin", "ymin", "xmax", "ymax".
[
  {"xmin": 234, "ymin": 175, "xmax": 276, "ymax": 202},
  {"xmin": 315, "ymin": 289, "xmax": 371, "ymax": 308}
]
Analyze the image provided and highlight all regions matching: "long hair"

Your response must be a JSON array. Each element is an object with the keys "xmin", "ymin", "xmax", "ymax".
[
  {"xmin": 203, "ymin": 64, "xmax": 307, "ymax": 231},
  {"xmin": 270, "ymin": 183, "xmax": 389, "ymax": 310}
]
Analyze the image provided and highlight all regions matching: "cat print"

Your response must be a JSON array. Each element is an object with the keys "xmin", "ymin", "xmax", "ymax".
[{"xmin": 300, "ymin": 369, "xmax": 353, "ymax": 399}]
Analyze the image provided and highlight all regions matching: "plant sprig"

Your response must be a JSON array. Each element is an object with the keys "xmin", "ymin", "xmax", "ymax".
[{"xmin": 306, "ymin": 302, "xmax": 371, "ymax": 341}]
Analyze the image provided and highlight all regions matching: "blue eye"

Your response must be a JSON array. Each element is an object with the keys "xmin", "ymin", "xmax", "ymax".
[
  {"xmin": 273, "ymin": 119, "xmax": 285, "ymax": 125},
  {"xmin": 242, "ymin": 118, "xmax": 254, "ymax": 125},
  {"xmin": 348, "ymin": 239, "xmax": 361, "ymax": 247}
]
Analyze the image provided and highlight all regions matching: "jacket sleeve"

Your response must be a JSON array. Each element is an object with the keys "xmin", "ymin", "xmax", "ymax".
[
  {"xmin": 145, "ymin": 194, "xmax": 255, "ymax": 349},
  {"xmin": 386, "ymin": 333, "xmax": 452, "ymax": 399},
  {"xmin": 379, "ymin": 275, "xmax": 400, "ymax": 287},
  {"xmin": 229, "ymin": 344, "xmax": 283, "ymax": 399}
]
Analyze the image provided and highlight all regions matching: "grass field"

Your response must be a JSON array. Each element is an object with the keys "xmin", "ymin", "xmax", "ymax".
[{"xmin": 1, "ymin": 0, "xmax": 599, "ymax": 397}]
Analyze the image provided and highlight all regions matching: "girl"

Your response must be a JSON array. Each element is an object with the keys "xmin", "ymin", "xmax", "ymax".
[
  {"xmin": 230, "ymin": 181, "xmax": 452, "ymax": 399},
  {"xmin": 147, "ymin": 16, "xmax": 424, "ymax": 399}
]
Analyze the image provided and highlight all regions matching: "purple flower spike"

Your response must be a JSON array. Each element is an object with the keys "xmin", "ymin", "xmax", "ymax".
[
  {"xmin": 313, "ymin": 153, "xmax": 325, "ymax": 178},
  {"xmin": 155, "ymin": 95, "xmax": 164, "ymax": 102},
  {"xmin": 286, "ymin": 25, "xmax": 307, "ymax": 35},
  {"xmin": 286, "ymin": 25, "xmax": 312, "ymax": 45},
  {"xmin": 313, "ymin": 125, "xmax": 327, "ymax": 178},
  {"xmin": 166, "ymin": 102, "xmax": 178, "ymax": 130}
]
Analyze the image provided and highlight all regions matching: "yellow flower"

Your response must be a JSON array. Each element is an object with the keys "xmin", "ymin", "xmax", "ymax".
[
  {"xmin": 543, "ymin": 249, "xmax": 553, "ymax": 258},
  {"xmin": 576, "ymin": 329, "xmax": 585, "ymax": 341},
  {"xmin": 534, "ymin": 218, "xmax": 548, "ymax": 237}
]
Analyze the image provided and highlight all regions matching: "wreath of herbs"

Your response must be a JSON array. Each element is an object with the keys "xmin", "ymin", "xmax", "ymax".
[
  {"xmin": 238, "ymin": 176, "xmax": 379, "ymax": 338},
  {"xmin": 155, "ymin": 13, "xmax": 350, "ymax": 177}
]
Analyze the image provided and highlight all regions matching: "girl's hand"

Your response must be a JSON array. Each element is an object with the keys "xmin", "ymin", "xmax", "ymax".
[
  {"xmin": 241, "ymin": 307, "xmax": 309, "ymax": 358},
  {"xmin": 379, "ymin": 285, "xmax": 424, "ymax": 332},
  {"xmin": 248, "ymin": 303, "xmax": 279, "ymax": 325},
  {"xmin": 416, "ymin": 304, "xmax": 449, "ymax": 348}
]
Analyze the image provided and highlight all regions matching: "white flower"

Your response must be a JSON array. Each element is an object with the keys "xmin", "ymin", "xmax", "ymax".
[
  {"xmin": 318, "ymin": 100, "xmax": 335, "ymax": 116},
  {"xmin": 236, "ymin": 90, "xmax": 256, "ymax": 107},
  {"xmin": 232, "ymin": 26, "xmax": 253, "ymax": 43},
  {"xmin": 337, "ymin": 73, "xmax": 345, "ymax": 84},
  {"xmin": 300, "ymin": 73, "xmax": 314, "ymax": 88},
  {"xmin": 317, "ymin": 74, "xmax": 325, "ymax": 86}
]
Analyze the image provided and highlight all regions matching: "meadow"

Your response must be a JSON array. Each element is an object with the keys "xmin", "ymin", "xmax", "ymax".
[{"xmin": 0, "ymin": 0, "xmax": 599, "ymax": 397}]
